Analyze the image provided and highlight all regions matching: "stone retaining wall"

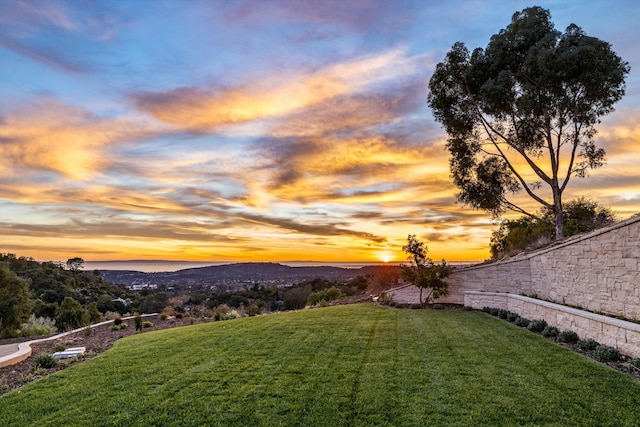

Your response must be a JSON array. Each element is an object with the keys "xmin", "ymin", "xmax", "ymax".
[{"xmin": 386, "ymin": 216, "xmax": 640, "ymax": 356}]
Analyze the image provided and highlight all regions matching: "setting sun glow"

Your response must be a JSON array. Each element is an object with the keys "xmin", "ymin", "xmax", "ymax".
[{"xmin": 1, "ymin": 1, "xmax": 639, "ymax": 266}]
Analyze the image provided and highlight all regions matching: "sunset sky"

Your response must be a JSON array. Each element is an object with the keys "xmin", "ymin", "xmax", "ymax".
[{"xmin": 1, "ymin": 0, "xmax": 639, "ymax": 265}]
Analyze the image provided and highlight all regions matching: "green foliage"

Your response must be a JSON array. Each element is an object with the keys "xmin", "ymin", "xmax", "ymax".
[
  {"xmin": 527, "ymin": 319, "xmax": 548, "ymax": 333},
  {"xmin": 32, "ymin": 299, "xmax": 59, "ymax": 320},
  {"xmin": 2, "ymin": 305, "xmax": 640, "ymax": 426},
  {"xmin": 0, "ymin": 253, "xmax": 135, "ymax": 325},
  {"xmin": 32, "ymin": 353, "xmax": 57, "ymax": 370},
  {"xmin": 578, "ymin": 338, "xmax": 600, "ymax": 351},
  {"xmin": 111, "ymin": 323, "xmax": 127, "ymax": 331},
  {"xmin": 307, "ymin": 287, "xmax": 344, "ymax": 306},
  {"xmin": 142, "ymin": 321, "xmax": 153, "ymax": 328},
  {"xmin": 56, "ymin": 297, "xmax": 90, "ymax": 331},
  {"xmin": 0, "ymin": 262, "xmax": 33, "ymax": 338},
  {"xmin": 630, "ymin": 359, "xmax": 640, "ymax": 369},
  {"xmin": 490, "ymin": 198, "xmax": 616, "ymax": 258},
  {"xmin": 427, "ymin": 6, "xmax": 629, "ymax": 239},
  {"xmin": 139, "ymin": 293, "xmax": 170, "ymax": 314},
  {"xmin": 595, "ymin": 345, "xmax": 621, "ymax": 362},
  {"xmin": 86, "ymin": 302, "xmax": 102, "ymax": 324},
  {"xmin": 283, "ymin": 285, "xmax": 312, "ymax": 311},
  {"xmin": 558, "ymin": 330, "xmax": 580, "ymax": 344},
  {"xmin": 19, "ymin": 314, "xmax": 57, "ymax": 337},
  {"xmin": 134, "ymin": 314, "xmax": 143, "ymax": 331},
  {"xmin": 65, "ymin": 257, "xmax": 84, "ymax": 272},
  {"xmin": 401, "ymin": 235, "xmax": 451, "ymax": 304},
  {"xmin": 245, "ymin": 300, "xmax": 265, "ymax": 317},
  {"xmin": 514, "ymin": 317, "xmax": 530, "ymax": 328},
  {"xmin": 542, "ymin": 326, "xmax": 560, "ymax": 338}
]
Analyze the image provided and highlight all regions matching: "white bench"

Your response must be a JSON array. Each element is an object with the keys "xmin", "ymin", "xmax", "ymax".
[{"xmin": 52, "ymin": 347, "xmax": 86, "ymax": 360}]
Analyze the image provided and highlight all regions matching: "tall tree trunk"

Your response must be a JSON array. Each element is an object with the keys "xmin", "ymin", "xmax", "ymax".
[{"xmin": 552, "ymin": 185, "xmax": 565, "ymax": 239}]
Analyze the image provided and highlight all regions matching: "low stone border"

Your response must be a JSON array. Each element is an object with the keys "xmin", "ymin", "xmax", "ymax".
[
  {"xmin": 0, "ymin": 314, "xmax": 157, "ymax": 368},
  {"xmin": 464, "ymin": 291, "xmax": 640, "ymax": 358}
]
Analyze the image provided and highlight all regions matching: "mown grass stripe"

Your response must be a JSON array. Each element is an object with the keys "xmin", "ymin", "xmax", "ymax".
[{"xmin": 1, "ymin": 304, "xmax": 639, "ymax": 426}]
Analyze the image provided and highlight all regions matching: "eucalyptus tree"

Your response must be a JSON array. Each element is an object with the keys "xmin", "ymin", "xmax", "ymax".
[{"xmin": 427, "ymin": 6, "xmax": 629, "ymax": 238}]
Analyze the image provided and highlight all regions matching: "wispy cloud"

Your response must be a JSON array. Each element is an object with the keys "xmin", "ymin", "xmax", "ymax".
[{"xmin": 0, "ymin": 98, "xmax": 155, "ymax": 181}]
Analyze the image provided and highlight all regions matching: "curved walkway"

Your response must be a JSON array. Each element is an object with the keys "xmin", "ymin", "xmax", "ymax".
[{"xmin": 0, "ymin": 314, "xmax": 156, "ymax": 368}]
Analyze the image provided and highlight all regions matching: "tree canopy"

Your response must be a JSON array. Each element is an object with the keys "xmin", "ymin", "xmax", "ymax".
[
  {"xmin": 427, "ymin": 6, "xmax": 629, "ymax": 239},
  {"xmin": 401, "ymin": 235, "xmax": 450, "ymax": 305}
]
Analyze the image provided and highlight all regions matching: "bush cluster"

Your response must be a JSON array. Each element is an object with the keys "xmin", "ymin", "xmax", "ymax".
[
  {"xmin": 111, "ymin": 323, "xmax": 127, "ymax": 331},
  {"xmin": 19, "ymin": 314, "xmax": 57, "ymax": 337},
  {"xmin": 481, "ymin": 306, "xmax": 626, "ymax": 368},
  {"xmin": 527, "ymin": 319, "xmax": 548, "ymax": 333},
  {"xmin": 558, "ymin": 330, "xmax": 580, "ymax": 344},
  {"xmin": 595, "ymin": 345, "xmax": 621, "ymax": 362},
  {"xmin": 578, "ymin": 338, "xmax": 600, "ymax": 351},
  {"xmin": 542, "ymin": 325, "xmax": 559, "ymax": 338},
  {"xmin": 33, "ymin": 353, "xmax": 57, "ymax": 370}
]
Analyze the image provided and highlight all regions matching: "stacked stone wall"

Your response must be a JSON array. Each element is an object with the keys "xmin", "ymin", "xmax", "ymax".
[{"xmin": 529, "ymin": 218, "xmax": 640, "ymax": 320}]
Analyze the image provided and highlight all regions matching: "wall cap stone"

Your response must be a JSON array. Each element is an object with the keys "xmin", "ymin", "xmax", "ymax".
[{"xmin": 465, "ymin": 291, "xmax": 640, "ymax": 332}]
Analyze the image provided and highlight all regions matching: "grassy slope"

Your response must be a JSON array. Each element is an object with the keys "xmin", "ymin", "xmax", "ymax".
[{"xmin": 1, "ymin": 304, "xmax": 639, "ymax": 426}]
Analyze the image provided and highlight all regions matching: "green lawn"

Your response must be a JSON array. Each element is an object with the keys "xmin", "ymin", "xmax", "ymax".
[{"xmin": 1, "ymin": 304, "xmax": 639, "ymax": 426}]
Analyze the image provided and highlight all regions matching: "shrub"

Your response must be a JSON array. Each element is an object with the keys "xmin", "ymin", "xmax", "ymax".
[
  {"xmin": 514, "ymin": 317, "xmax": 530, "ymax": 327},
  {"xmin": 410, "ymin": 303, "xmax": 422, "ymax": 309},
  {"xmin": 134, "ymin": 314, "xmax": 143, "ymax": 331},
  {"xmin": 558, "ymin": 330, "xmax": 580, "ymax": 344},
  {"xmin": 482, "ymin": 306, "xmax": 492, "ymax": 313},
  {"xmin": 113, "ymin": 316, "xmax": 123, "ymax": 326},
  {"xmin": 542, "ymin": 325, "xmax": 559, "ymax": 338},
  {"xmin": 84, "ymin": 326, "xmax": 92, "ymax": 337},
  {"xmin": 159, "ymin": 313, "xmax": 168, "ymax": 321},
  {"xmin": 498, "ymin": 309, "xmax": 508, "ymax": 319},
  {"xmin": 527, "ymin": 319, "xmax": 548, "ymax": 333},
  {"xmin": 630, "ymin": 358, "xmax": 640, "ymax": 369},
  {"xmin": 20, "ymin": 314, "xmax": 57, "ymax": 337},
  {"xmin": 595, "ymin": 345, "xmax": 620, "ymax": 362},
  {"xmin": 142, "ymin": 321, "xmax": 153, "ymax": 328},
  {"xmin": 578, "ymin": 338, "xmax": 600, "ymax": 351},
  {"xmin": 54, "ymin": 343, "xmax": 66, "ymax": 352},
  {"xmin": 462, "ymin": 306, "xmax": 474, "ymax": 311},
  {"xmin": 111, "ymin": 323, "xmax": 127, "ymax": 331},
  {"xmin": 433, "ymin": 304, "xmax": 443, "ymax": 310},
  {"xmin": 175, "ymin": 313, "xmax": 184, "ymax": 320},
  {"xmin": 33, "ymin": 353, "xmax": 57, "ymax": 370},
  {"xmin": 307, "ymin": 287, "xmax": 344, "ymax": 306},
  {"xmin": 506, "ymin": 311, "xmax": 519, "ymax": 322}
]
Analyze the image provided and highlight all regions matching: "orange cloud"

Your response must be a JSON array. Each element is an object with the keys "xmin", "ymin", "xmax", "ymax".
[
  {"xmin": 0, "ymin": 98, "xmax": 153, "ymax": 181},
  {"xmin": 133, "ymin": 49, "xmax": 421, "ymax": 132}
]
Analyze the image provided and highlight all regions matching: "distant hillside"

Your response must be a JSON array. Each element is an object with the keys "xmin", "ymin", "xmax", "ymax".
[{"xmin": 100, "ymin": 262, "xmax": 400, "ymax": 289}]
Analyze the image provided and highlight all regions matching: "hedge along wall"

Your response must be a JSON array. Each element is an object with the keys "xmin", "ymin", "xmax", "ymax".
[{"xmin": 464, "ymin": 292, "xmax": 640, "ymax": 358}]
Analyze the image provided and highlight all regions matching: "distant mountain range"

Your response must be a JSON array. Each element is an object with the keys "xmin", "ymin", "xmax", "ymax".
[{"xmin": 100, "ymin": 262, "xmax": 401, "ymax": 290}]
